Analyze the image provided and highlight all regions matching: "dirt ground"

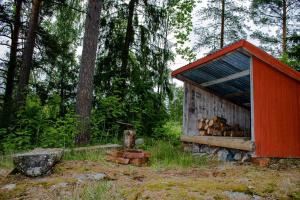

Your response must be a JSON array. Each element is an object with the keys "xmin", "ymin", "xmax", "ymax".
[{"xmin": 0, "ymin": 159, "xmax": 300, "ymax": 200}]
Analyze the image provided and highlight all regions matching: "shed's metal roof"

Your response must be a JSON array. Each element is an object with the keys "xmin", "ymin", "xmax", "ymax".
[{"xmin": 179, "ymin": 50, "xmax": 251, "ymax": 108}]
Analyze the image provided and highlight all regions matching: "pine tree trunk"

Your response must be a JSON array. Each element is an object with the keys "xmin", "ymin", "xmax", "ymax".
[
  {"xmin": 220, "ymin": 0, "xmax": 225, "ymax": 48},
  {"xmin": 120, "ymin": 0, "xmax": 136, "ymax": 99},
  {"xmin": 15, "ymin": 0, "xmax": 42, "ymax": 109},
  {"xmin": 2, "ymin": 0, "xmax": 22, "ymax": 126},
  {"xmin": 282, "ymin": 0, "xmax": 287, "ymax": 54},
  {"xmin": 75, "ymin": 0, "xmax": 102, "ymax": 145}
]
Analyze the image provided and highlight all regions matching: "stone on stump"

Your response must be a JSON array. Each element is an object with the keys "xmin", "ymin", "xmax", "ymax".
[{"xmin": 13, "ymin": 148, "xmax": 63, "ymax": 177}]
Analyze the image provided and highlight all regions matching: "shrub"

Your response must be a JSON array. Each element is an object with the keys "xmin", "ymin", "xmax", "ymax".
[{"xmin": 147, "ymin": 141, "xmax": 208, "ymax": 169}]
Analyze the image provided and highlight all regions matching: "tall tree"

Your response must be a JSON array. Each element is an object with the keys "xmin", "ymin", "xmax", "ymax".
[
  {"xmin": 193, "ymin": 0, "xmax": 248, "ymax": 53},
  {"xmin": 75, "ymin": 0, "xmax": 102, "ymax": 145},
  {"xmin": 15, "ymin": 0, "xmax": 42, "ymax": 108},
  {"xmin": 119, "ymin": 0, "xmax": 136, "ymax": 99},
  {"xmin": 1, "ymin": 0, "xmax": 22, "ymax": 126},
  {"xmin": 251, "ymin": 0, "xmax": 300, "ymax": 55}
]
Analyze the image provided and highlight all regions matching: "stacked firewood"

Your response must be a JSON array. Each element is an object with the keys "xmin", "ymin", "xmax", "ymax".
[{"xmin": 198, "ymin": 116, "xmax": 249, "ymax": 137}]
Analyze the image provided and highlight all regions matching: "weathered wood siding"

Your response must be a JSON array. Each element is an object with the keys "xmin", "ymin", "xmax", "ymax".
[{"xmin": 183, "ymin": 82, "xmax": 251, "ymax": 136}]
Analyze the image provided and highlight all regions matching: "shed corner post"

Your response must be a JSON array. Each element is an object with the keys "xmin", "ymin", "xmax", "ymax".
[{"xmin": 250, "ymin": 56, "xmax": 255, "ymax": 145}]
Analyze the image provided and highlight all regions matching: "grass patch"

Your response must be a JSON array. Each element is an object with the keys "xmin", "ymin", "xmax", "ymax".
[
  {"xmin": 0, "ymin": 154, "xmax": 13, "ymax": 169},
  {"xmin": 63, "ymin": 150, "xmax": 106, "ymax": 162},
  {"xmin": 69, "ymin": 181, "xmax": 120, "ymax": 200},
  {"xmin": 147, "ymin": 141, "xmax": 209, "ymax": 169}
]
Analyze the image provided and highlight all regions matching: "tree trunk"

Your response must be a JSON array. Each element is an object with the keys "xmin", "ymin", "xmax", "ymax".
[
  {"xmin": 2, "ymin": 0, "xmax": 22, "ymax": 126},
  {"xmin": 75, "ymin": 0, "xmax": 102, "ymax": 145},
  {"xmin": 15, "ymin": 0, "xmax": 42, "ymax": 109},
  {"xmin": 59, "ymin": 64, "xmax": 65, "ymax": 117},
  {"xmin": 282, "ymin": 0, "xmax": 287, "ymax": 54},
  {"xmin": 220, "ymin": 0, "xmax": 225, "ymax": 48},
  {"xmin": 119, "ymin": 0, "xmax": 136, "ymax": 99}
]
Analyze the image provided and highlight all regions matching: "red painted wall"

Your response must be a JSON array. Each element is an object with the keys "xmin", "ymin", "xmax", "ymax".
[{"xmin": 253, "ymin": 57, "xmax": 300, "ymax": 157}]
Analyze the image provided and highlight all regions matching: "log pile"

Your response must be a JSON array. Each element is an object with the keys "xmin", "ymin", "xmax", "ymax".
[
  {"xmin": 198, "ymin": 116, "xmax": 249, "ymax": 137},
  {"xmin": 106, "ymin": 149, "xmax": 150, "ymax": 166}
]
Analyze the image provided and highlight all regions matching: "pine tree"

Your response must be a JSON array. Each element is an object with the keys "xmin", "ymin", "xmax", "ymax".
[
  {"xmin": 16, "ymin": 0, "xmax": 43, "ymax": 108},
  {"xmin": 193, "ymin": 0, "xmax": 248, "ymax": 53},
  {"xmin": 251, "ymin": 0, "xmax": 300, "ymax": 55},
  {"xmin": 75, "ymin": 0, "xmax": 102, "ymax": 145},
  {"xmin": 1, "ymin": 0, "xmax": 23, "ymax": 126}
]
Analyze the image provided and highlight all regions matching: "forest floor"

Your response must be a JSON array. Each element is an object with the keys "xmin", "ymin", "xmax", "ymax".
[{"xmin": 0, "ymin": 149, "xmax": 300, "ymax": 200}]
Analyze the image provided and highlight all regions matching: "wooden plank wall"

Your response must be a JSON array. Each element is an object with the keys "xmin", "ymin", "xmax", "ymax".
[{"xmin": 183, "ymin": 82, "xmax": 251, "ymax": 136}]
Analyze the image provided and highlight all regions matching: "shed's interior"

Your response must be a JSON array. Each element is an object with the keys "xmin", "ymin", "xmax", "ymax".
[
  {"xmin": 177, "ymin": 48, "xmax": 254, "ymax": 151},
  {"xmin": 178, "ymin": 49, "xmax": 251, "ymax": 109}
]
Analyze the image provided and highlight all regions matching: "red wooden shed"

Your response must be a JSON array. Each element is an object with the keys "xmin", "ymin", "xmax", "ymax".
[{"xmin": 172, "ymin": 39, "xmax": 300, "ymax": 158}]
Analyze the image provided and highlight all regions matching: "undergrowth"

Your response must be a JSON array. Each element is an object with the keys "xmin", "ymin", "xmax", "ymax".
[
  {"xmin": 63, "ymin": 150, "xmax": 106, "ymax": 162},
  {"xmin": 147, "ymin": 141, "xmax": 209, "ymax": 169},
  {"xmin": 0, "ymin": 155, "xmax": 13, "ymax": 169}
]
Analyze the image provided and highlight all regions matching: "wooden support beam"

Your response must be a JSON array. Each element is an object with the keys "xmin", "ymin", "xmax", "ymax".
[
  {"xmin": 222, "ymin": 91, "xmax": 250, "ymax": 98},
  {"xmin": 181, "ymin": 135, "xmax": 254, "ymax": 151},
  {"xmin": 201, "ymin": 69, "xmax": 250, "ymax": 87}
]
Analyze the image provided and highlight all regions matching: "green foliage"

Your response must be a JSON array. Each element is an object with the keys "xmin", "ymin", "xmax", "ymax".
[
  {"xmin": 91, "ymin": 95, "xmax": 125, "ymax": 144},
  {"xmin": 0, "ymin": 155, "xmax": 13, "ymax": 169},
  {"xmin": 1, "ymin": 95, "xmax": 78, "ymax": 152},
  {"xmin": 153, "ymin": 121, "xmax": 182, "ymax": 145},
  {"xmin": 64, "ymin": 150, "xmax": 106, "ymax": 162},
  {"xmin": 168, "ymin": 0, "xmax": 196, "ymax": 61},
  {"xmin": 280, "ymin": 34, "xmax": 300, "ymax": 71},
  {"xmin": 148, "ymin": 141, "xmax": 208, "ymax": 169}
]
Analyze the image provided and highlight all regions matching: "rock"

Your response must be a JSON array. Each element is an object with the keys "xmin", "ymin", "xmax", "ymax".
[
  {"xmin": 50, "ymin": 182, "xmax": 68, "ymax": 190},
  {"xmin": 13, "ymin": 148, "xmax": 63, "ymax": 177},
  {"xmin": 1, "ymin": 183, "xmax": 16, "ymax": 190},
  {"xmin": 224, "ymin": 191, "xmax": 250, "ymax": 200},
  {"xmin": 234, "ymin": 152, "xmax": 242, "ymax": 161},
  {"xmin": 75, "ymin": 173, "xmax": 106, "ymax": 182},
  {"xmin": 135, "ymin": 138, "xmax": 144, "ymax": 146},
  {"xmin": 252, "ymin": 195, "xmax": 262, "ymax": 200},
  {"xmin": 201, "ymin": 145, "xmax": 212, "ymax": 154},
  {"xmin": 217, "ymin": 149, "xmax": 230, "ymax": 161},
  {"xmin": 191, "ymin": 144, "xmax": 201, "ymax": 153},
  {"xmin": 241, "ymin": 153, "xmax": 251, "ymax": 163}
]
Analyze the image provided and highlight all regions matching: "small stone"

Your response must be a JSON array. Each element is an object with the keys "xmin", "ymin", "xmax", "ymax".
[
  {"xmin": 217, "ymin": 149, "xmax": 230, "ymax": 161},
  {"xmin": 191, "ymin": 144, "xmax": 201, "ymax": 153},
  {"xmin": 13, "ymin": 148, "xmax": 63, "ymax": 177},
  {"xmin": 50, "ymin": 182, "xmax": 68, "ymax": 190},
  {"xmin": 224, "ymin": 191, "xmax": 250, "ymax": 200},
  {"xmin": 234, "ymin": 152, "xmax": 242, "ymax": 161},
  {"xmin": 1, "ymin": 183, "xmax": 16, "ymax": 190},
  {"xmin": 202, "ymin": 146, "xmax": 212, "ymax": 154},
  {"xmin": 135, "ymin": 138, "xmax": 144, "ymax": 146},
  {"xmin": 241, "ymin": 153, "xmax": 251, "ymax": 163},
  {"xmin": 252, "ymin": 194, "xmax": 262, "ymax": 200},
  {"xmin": 75, "ymin": 173, "xmax": 106, "ymax": 182}
]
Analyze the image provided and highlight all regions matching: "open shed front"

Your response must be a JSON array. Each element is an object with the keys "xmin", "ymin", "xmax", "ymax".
[
  {"xmin": 177, "ymin": 48, "xmax": 254, "ymax": 152},
  {"xmin": 172, "ymin": 40, "xmax": 300, "ymax": 158}
]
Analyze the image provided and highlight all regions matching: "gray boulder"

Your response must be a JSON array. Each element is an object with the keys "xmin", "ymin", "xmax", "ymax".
[
  {"xmin": 217, "ymin": 149, "xmax": 229, "ymax": 161},
  {"xmin": 233, "ymin": 152, "xmax": 242, "ymax": 161},
  {"xmin": 13, "ymin": 148, "xmax": 63, "ymax": 177},
  {"xmin": 241, "ymin": 153, "xmax": 251, "ymax": 163}
]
